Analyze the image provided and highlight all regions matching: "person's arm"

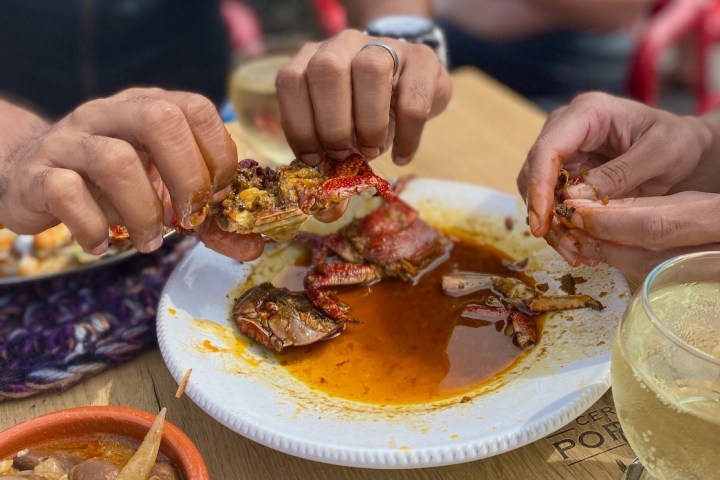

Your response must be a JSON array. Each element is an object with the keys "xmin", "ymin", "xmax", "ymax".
[
  {"xmin": 0, "ymin": 91, "xmax": 264, "ymax": 261},
  {"xmin": 524, "ymin": 0, "xmax": 653, "ymax": 31},
  {"xmin": 343, "ymin": 0, "xmax": 431, "ymax": 28},
  {"xmin": 516, "ymin": 92, "xmax": 720, "ymax": 283},
  {"xmin": 681, "ymin": 107, "xmax": 720, "ymax": 194},
  {"xmin": 436, "ymin": 0, "xmax": 653, "ymax": 39}
]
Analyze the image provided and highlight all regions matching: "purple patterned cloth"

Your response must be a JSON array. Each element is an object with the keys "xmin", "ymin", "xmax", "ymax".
[{"xmin": 0, "ymin": 237, "xmax": 195, "ymax": 401}]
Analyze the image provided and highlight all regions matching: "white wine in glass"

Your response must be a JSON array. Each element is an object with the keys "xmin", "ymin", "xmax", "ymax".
[
  {"xmin": 612, "ymin": 252, "xmax": 720, "ymax": 480},
  {"xmin": 229, "ymin": 55, "xmax": 295, "ymax": 166}
]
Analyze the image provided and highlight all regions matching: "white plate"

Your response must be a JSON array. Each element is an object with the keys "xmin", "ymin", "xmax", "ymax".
[{"xmin": 157, "ymin": 179, "xmax": 629, "ymax": 468}]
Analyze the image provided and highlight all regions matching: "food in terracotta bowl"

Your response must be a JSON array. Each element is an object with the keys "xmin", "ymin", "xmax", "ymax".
[{"xmin": 0, "ymin": 406, "xmax": 208, "ymax": 480}]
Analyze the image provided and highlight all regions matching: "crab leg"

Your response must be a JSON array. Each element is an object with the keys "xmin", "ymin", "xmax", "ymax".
[
  {"xmin": 508, "ymin": 310, "xmax": 537, "ymax": 348},
  {"xmin": 458, "ymin": 304, "xmax": 537, "ymax": 348},
  {"xmin": 442, "ymin": 272, "xmax": 604, "ymax": 312},
  {"xmin": 304, "ymin": 263, "xmax": 381, "ymax": 323}
]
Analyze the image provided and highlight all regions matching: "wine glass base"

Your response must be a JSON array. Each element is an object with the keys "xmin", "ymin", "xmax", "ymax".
[{"xmin": 621, "ymin": 458, "xmax": 646, "ymax": 480}]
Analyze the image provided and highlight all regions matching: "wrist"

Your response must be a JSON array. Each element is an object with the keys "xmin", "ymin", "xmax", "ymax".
[
  {"xmin": 693, "ymin": 110, "xmax": 720, "ymax": 193},
  {"xmin": 0, "ymin": 99, "xmax": 49, "ymax": 159},
  {"xmin": 365, "ymin": 15, "xmax": 448, "ymax": 67}
]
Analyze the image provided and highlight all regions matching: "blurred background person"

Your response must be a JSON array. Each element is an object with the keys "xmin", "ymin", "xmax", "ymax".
[{"xmin": 344, "ymin": 0, "xmax": 654, "ymax": 111}]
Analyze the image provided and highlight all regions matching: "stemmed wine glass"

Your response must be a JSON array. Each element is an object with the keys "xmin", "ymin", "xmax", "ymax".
[{"xmin": 611, "ymin": 251, "xmax": 720, "ymax": 479}]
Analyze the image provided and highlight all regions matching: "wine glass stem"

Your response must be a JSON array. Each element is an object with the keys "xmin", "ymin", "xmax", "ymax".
[{"xmin": 621, "ymin": 458, "xmax": 645, "ymax": 480}]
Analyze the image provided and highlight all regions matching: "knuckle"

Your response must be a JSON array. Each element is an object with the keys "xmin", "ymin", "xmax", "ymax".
[
  {"xmin": 275, "ymin": 64, "xmax": 306, "ymax": 91},
  {"xmin": 138, "ymin": 100, "xmax": 184, "ymax": 130},
  {"xmin": 42, "ymin": 170, "xmax": 84, "ymax": 208},
  {"xmin": 574, "ymin": 91, "xmax": 607, "ymax": 106},
  {"xmin": 352, "ymin": 49, "xmax": 393, "ymax": 79},
  {"xmin": 307, "ymin": 50, "xmax": 349, "ymax": 79},
  {"xmin": 85, "ymin": 138, "xmax": 137, "ymax": 178},
  {"xmin": 596, "ymin": 161, "xmax": 632, "ymax": 190},
  {"xmin": 183, "ymin": 93, "xmax": 216, "ymax": 119},
  {"xmin": 642, "ymin": 213, "xmax": 682, "ymax": 246}
]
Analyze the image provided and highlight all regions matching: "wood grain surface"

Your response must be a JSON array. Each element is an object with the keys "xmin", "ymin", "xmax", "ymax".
[{"xmin": 0, "ymin": 68, "xmax": 637, "ymax": 479}]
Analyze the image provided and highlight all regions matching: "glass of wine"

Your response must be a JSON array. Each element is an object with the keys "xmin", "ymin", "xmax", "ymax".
[
  {"xmin": 229, "ymin": 54, "xmax": 295, "ymax": 166},
  {"xmin": 612, "ymin": 251, "xmax": 720, "ymax": 479}
]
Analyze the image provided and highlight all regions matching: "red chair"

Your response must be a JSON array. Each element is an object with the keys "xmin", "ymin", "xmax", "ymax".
[
  {"xmin": 628, "ymin": 0, "xmax": 720, "ymax": 113},
  {"xmin": 220, "ymin": 0, "xmax": 347, "ymax": 60}
]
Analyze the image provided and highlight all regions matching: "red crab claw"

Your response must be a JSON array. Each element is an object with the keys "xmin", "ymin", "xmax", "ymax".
[
  {"xmin": 299, "ymin": 153, "xmax": 416, "ymax": 217},
  {"xmin": 303, "ymin": 263, "xmax": 382, "ymax": 323}
]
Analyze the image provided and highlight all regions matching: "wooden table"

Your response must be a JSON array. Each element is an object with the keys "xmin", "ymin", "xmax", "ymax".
[{"xmin": 0, "ymin": 68, "xmax": 636, "ymax": 479}]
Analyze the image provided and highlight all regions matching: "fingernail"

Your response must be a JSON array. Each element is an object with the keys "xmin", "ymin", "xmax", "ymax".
[
  {"xmin": 358, "ymin": 146, "xmax": 381, "ymax": 158},
  {"xmin": 90, "ymin": 239, "xmax": 109, "ymax": 256},
  {"xmin": 327, "ymin": 149, "xmax": 352, "ymax": 160},
  {"xmin": 528, "ymin": 211, "xmax": 541, "ymax": 235},
  {"xmin": 393, "ymin": 155, "xmax": 411, "ymax": 166},
  {"xmin": 140, "ymin": 232, "xmax": 164, "ymax": 253},
  {"xmin": 181, "ymin": 206, "xmax": 207, "ymax": 229},
  {"xmin": 300, "ymin": 153, "xmax": 322, "ymax": 166}
]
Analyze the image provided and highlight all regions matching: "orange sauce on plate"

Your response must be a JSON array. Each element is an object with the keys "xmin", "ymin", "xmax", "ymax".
[{"xmin": 276, "ymin": 232, "xmax": 541, "ymax": 404}]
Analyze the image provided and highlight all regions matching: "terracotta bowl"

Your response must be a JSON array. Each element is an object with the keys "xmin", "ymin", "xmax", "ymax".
[{"xmin": 0, "ymin": 405, "xmax": 209, "ymax": 479}]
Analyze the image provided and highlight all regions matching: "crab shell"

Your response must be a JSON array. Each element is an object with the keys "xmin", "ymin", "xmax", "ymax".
[{"xmin": 232, "ymin": 282, "xmax": 343, "ymax": 351}]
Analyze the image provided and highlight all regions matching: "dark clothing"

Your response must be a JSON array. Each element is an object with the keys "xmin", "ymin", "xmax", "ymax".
[
  {"xmin": 0, "ymin": 0, "xmax": 231, "ymax": 118},
  {"xmin": 439, "ymin": 19, "xmax": 633, "ymax": 111}
]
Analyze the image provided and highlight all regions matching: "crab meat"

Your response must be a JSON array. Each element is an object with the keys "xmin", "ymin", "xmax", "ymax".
[
  {"xmin": 109, "ymin": 154, "xmax": 401, "ymax": 243},
  {"xmin": 212, "ymin": 154, "xmax": 404, "ymax": 241}
]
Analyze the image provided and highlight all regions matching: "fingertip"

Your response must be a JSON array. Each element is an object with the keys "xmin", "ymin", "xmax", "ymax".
[
  {"xmin": 392, "ymin": 154, "xmax": 411, "ymax": 166},
  {"xmin": 198, "ymin": 219, "xmax": 265, "ymax": 261},
  {"xmin": 528, "ymin": 211, "xmax": 542, "ymax": 236},
  {"xmin": 300, "ymin": 152, "xmax": 323, "ymax": 167},
  {"xmin": 314, "ymin": 199, "xmax": 348, "ymax": 223}
]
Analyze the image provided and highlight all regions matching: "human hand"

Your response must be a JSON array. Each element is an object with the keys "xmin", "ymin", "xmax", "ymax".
[
  {"xmin": 0, "ymin": 88, "xmax": 265, "ymax": 261},
  {"xmin": 276, "ymin": 29, "xmax": 452, "ymax": 167},
  {"xmin": 543, "ymin": 192, "xmax": 720, "ymax": 284},
  {"xmin": 517, "ymin": 92, "xmax": 720, "ymax": 281},
  {"xmin": 519, "ymin": 92, "xmax": 714, "ymax": 237}
]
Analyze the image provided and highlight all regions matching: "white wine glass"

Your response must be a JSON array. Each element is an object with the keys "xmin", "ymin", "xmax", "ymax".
[
  {"xmin": 229, "ymin": 54, "xmax": 295, "ymax": 166},
  {"xmin": 612, "ymin": 251, "xmax": 720, "ymax": 479}
]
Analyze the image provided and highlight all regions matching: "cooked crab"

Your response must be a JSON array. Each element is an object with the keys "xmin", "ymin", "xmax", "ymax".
[
  {"xmin": 296, "ymin": 197, "xmax": 451, "ymax": 323},
  {"xmin": 110, "ymin": 153, "xmax": 399, "ymax": 243},
  {"xmin": 232, "ymin": 282, "xmax": 343, "ymax": 351},
  {"xmin": 233, "ymin": 190, "xmax": 451, "ymax": 349},
  {"xmin": 211, "ymin": 154, "xmax": 400, "ymax": 241},
  {"xmin": 442, "ymin": 271, "xmax": 604, "ymax": 347}
]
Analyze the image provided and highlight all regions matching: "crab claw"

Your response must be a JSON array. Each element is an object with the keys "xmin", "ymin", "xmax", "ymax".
[{"xmin": 232, "ymin": 282, "xmax": 344, "ymax": 351}]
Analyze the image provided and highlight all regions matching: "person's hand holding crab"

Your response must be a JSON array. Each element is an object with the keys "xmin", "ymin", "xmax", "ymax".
[{"xmin": 517, "ymin": 92, "xmax": 720, "ymax": 284}]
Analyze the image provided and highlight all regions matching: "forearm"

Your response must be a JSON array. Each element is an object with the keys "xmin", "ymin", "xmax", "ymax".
[
  {"xmin": 342, "ymin": 0, "xmax": 431, "ymax": 28},
  {"xmin": 523, "ymin": 0, "xmax": 652, "ymax": 30},
  {"xmin": 684, "ymin": 108, "xmax": 720, "ymax": 194}
]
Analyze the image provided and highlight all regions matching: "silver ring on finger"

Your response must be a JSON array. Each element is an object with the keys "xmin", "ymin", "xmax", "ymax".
[{"xmin": 361, "ymin": 40, "xmax": 399, "ymax": 76}]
